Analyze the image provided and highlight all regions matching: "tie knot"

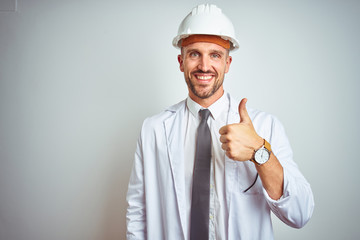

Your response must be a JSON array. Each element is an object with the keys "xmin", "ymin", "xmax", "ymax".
[{"xmin": 199, "ymin": 109, "xmax": 211, "ymax": 121}]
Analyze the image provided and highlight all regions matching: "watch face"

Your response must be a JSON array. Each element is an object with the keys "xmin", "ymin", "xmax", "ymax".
[{"xmin": 254, "ymin": 148, "xmax": 270, "ymax": 164}]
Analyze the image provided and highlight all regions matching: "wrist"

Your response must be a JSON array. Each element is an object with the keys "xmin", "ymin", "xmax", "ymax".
[
  {"xmin": 251, "ymin": 139, "xmax": 272, "ymax": 165},
  {"xmin": 254, "ymin": 137, "xmax": 265, "ymax": 152},
  {"xmin": 251, "ymin": 137, "xmax": 264, "ymax": 161}
]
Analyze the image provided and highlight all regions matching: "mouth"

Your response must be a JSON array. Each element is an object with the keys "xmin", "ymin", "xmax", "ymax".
[{"xmin": 193, "ymin": 73, "xmax": 215, "ymax": 83}]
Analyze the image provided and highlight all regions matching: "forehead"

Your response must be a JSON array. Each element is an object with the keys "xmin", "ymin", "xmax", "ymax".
[{"xmin": 182, "ymin": 42, "xmax": 228, "ymax": 55}]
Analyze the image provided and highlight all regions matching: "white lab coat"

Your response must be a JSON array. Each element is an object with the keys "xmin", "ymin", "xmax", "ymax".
[{"xmin": 126, "ymin": 93, "xmax": 314, "ymax": 240}]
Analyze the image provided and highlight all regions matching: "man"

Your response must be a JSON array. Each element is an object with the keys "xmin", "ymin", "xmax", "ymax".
[{"xmin": 126, "ymin": 4, "xmax": 314, "ymax": 240}]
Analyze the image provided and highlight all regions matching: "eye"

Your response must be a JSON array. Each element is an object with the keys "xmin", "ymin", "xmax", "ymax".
[
  {"xmin": 189, "ymin": 52, "xmax": 200, "ymax": 58},
  {"xmin": 211, "ymin": 53, "xmax": 221, "ymax": 59}
]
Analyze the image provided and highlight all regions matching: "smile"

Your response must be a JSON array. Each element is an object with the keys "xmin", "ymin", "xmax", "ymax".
[{"xmin": 196, "ymin": 75, "xmax": 213, "ymax": 80}]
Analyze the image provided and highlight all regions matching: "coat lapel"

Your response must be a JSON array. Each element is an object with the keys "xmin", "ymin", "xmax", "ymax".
[{"xmin": 163, "ymin": 100, "xmax": 187, "ymax": 239}]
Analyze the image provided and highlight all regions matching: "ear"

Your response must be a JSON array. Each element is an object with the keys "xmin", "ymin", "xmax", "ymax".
[
  {"xmin": 178, "ymin": 54, "xmax": 184, "ymax": 72},
  {"xmin": 225, "ymin": 55, "xmax": 232, "ymax": 73}
]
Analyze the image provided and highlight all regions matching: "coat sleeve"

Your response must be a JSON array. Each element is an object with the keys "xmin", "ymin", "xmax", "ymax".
[
  {"xmin": 263, "ymin": 116, "xmax": 315, "ymax": 228},
  {"xmin": 126, "ymin": 130, "xmax": 146, "ymax": 239}
]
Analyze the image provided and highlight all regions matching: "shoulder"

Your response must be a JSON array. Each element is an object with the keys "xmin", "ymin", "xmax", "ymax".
[
  {"xmin": 142, "ymin": 99, "xmax": 186, "ymax": 129},
  {"xmin": 248, "ymin": 107, "xmax": 278, "ymax": 126},
  {"xmin": 247, "ymin": 106, "xmax": 288, "ymax": 145},
  {"xmin": 228, "ymin": 93, "xmax": 283, "ymax": 130}
]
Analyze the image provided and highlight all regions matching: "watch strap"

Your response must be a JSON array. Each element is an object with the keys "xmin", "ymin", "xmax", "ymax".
[
  {"xmin": 251, "ymin": 139, "xmax": 272, "ymax": 164},
  {"xmin": 264, "ymin": 139, "xmax": 272, "ymax": 152}
]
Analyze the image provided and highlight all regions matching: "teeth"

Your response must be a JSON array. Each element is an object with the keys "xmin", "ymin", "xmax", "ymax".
[{"xmin": 197, "ymin": 75, "xmax": 212, "ymax": 80}]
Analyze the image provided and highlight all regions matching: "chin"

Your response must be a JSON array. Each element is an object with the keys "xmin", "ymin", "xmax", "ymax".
[{"xmin": 195, "ymin": 90, "xmax": 215, "ymax": 99}]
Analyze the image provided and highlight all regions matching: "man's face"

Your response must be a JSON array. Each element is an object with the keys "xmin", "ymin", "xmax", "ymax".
[{"xmin": 178, "ymin": 41, "xmax": 232, "ymax": 102}]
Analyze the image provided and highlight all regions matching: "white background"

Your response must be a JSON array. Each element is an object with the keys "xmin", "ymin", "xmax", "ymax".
[{"xmin": 0, "ymin": 0, "xmax": 359, "ymax": 239}]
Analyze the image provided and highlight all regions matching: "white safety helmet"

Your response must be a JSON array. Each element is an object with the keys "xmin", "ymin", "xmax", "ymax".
[{"xmin": 172, "ymin": 4, "xmax": 239, "ymax": 51}]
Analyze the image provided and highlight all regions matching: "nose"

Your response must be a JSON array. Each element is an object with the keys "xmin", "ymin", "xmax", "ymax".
[{"xmin": 198, "ymin": 56, "xmax": 211, "ymax": 72}]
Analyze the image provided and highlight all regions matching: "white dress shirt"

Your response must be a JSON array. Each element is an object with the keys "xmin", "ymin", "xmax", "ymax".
[{"xmin": 184, "ymin": 93, "xmax": 229, "ymax": 240}]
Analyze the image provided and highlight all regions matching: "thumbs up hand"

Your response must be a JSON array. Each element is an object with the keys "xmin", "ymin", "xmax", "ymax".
[{"xmin": 219, "ymin": 98, "xmax": 264, "ymax": 161}]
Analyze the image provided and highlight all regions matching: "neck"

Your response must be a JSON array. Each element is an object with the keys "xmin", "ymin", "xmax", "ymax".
[{"xmin": 189, "ymin": 88, "xmax": 224, "ymax": 108}]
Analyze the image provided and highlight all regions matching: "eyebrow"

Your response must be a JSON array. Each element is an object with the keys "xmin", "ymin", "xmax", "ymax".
[
  {"xmin": 185, "ymin": 48, "xmax": 226, "ymax": 56},
  {"xmin": 210, "ymin": 50, "xmax": 225, "ymax": 56}
]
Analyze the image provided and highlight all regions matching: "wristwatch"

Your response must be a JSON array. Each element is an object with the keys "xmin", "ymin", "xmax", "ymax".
[{"xmin": 252, "ymin": 139, "xmax": 272, "ymax": 165}]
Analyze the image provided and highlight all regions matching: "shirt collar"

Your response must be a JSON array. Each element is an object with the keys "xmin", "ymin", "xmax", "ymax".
[
  {"xmin": 186, "ymin": 92, "xmax": 229, "ymax": 120},
  {"xmin": 186, "ymin": 96, "xmax": 202, "ymax": 119},
  {"xmin": 208, "ymin": 92, "xmax": 228, "ymax": 120}
]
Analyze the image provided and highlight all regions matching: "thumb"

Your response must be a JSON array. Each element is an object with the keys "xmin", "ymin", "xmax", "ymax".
[{"xmin": 238, "ymin": 98, "xmax": 251, "ymax": 124}]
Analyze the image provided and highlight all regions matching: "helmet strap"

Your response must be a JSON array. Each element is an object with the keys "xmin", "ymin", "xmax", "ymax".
[{"xmin": 181, "ymin": 34, "xmax": 231, "ymax": 50}]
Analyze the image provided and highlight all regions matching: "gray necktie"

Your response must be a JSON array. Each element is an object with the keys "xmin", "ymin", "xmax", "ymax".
[{"xmin": 190, "ymin": 109, "xmax": 211, "ymax": 240}]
